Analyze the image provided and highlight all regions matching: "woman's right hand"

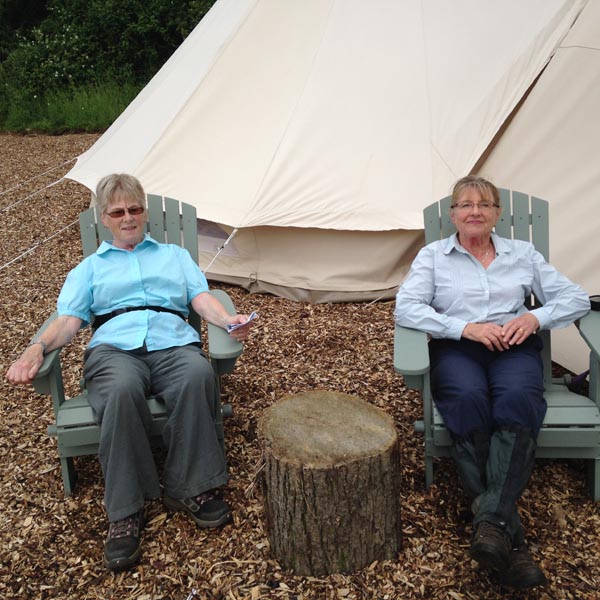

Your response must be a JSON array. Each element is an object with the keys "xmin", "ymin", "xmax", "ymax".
[
  {"xmin": 6, "ymin": 344, "xmax": 45, "ymax": 385},
  {"xmin": 5, "ymin": 315, "xmax": 82, "ymax": 386},
  {"xmin": 462, "ymin": 322, "xmax": 510, "ymax": 351}
]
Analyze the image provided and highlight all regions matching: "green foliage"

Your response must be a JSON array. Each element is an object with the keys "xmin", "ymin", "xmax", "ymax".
[
  {"xmin": 2, "ymin": 79, "xmax": 140, "ymax": 133},
  {"xmin": 0, "ymin": 0, "xmax": 216, "ymax": 131},
  {"xmin": 0, "ymin": 0, "xmax": 48, "ymax": 60}
]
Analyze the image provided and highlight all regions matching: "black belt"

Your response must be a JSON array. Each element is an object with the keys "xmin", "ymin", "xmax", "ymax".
[{"xmin": 92, "ymin": 305, "xmax": 187, "ymax": 332}]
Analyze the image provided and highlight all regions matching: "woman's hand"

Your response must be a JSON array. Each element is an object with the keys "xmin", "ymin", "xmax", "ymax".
[
  {"xmin": 462, "ymin": 322, "xmax": 510, "ymax": 351},
  {"xmin": 5, "ymin": 315, "xmax": 81, "ymax": 386},
  {"xmin": 501, "ymin": 314, "xmax": 540, "ymax": 346},
  {"xmin": 224, "ymin": 314, "xmax": 255, "ymax": 341},
  {"xmin": 191, "ymin": 293, "xmax": 256, "ymax": 341},
  {"xmin": 6, "ymin": 344, "xmax": 46, "ymax": 385}
]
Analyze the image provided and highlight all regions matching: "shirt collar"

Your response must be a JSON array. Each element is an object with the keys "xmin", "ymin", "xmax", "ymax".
[
  {"xmin": 443, "ymin": 232, "xmax": 511, "ymax": 255},
  {"xmin": 97, "ymin": 233, "xmax": 157, "ymax": 255}
]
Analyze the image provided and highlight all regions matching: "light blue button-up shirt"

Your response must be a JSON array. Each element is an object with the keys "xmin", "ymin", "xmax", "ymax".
[
  {"xmin": 57, "ymin": 235, "xmax": 209, "ymax": 351},
  {"xmin": 394, "ymin": 233, "xmax": 590, "ymax": 340}
]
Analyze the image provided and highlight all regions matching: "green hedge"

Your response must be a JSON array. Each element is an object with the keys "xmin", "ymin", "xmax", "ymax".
[{"xmin": 0, "ymin": 0, "xmax": 216, "ymax": 131}]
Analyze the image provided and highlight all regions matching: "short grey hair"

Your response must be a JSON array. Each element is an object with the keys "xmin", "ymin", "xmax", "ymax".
[
  {"xmin": 95, "ymin": 174, "xmax": 146, "ymax": 213},
  {"xmin": 451, "ymin": 175, "xmax": 500, "ymax": 208}
]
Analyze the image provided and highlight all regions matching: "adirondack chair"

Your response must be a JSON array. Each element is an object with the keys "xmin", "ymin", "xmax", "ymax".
[
  {"xmin": 31, "ymin": 194, "xmax": 243, "ymax": 496},
  {"xmin": 393, "ymin": 189, "xmax": 600, "ymax": 501}
]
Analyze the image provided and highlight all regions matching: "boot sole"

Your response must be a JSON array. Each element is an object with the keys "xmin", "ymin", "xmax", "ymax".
[
  {"xmin": 497, "ymin": 569, "xmax": 547, "ymax": 589},
  {"xmin": 104, "ymin": 544, "xmax": 142, "ymax": 571}
]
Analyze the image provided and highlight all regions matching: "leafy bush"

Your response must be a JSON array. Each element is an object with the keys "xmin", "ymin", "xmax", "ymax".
[{"xmin": 0, "ymin": 0, "xmax": 216, "ymax": 131}]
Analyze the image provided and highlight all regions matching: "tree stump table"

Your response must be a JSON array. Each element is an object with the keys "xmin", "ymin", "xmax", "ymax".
[{"xmin": 258, "ymin": 391, "xmax": 401, "ymax": 576}]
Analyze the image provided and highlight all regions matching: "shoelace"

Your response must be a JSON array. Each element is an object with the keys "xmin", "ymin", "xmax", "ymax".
[
  {"xmin": 108, "ymin": 514, "xmax": 139, "ymax": 539},
  {"xmin": 477, "ymin": 522, "xmax": 496, "ymax": 538},
  {"xmin": 191, "ymin": 492, "xmax": 215, "ymax": 506}
]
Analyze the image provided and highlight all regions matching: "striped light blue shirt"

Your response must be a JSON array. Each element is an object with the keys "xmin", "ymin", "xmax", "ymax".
[
  {"xmin": 57, "ymin": 235, "xmax": 209, "ymax": 351},
  {"xmin": 394, "ymin": 233, "xmax": 590, "ymax": 340}
]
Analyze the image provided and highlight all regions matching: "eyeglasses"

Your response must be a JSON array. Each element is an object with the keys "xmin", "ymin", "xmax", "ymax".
[
  {"xmin": 450, "ymin": 202, "xmax": 499, "ymax": 211},
  {"xmin": 105, "ymin": 205, "xmax": 145, "ymax": 218}
]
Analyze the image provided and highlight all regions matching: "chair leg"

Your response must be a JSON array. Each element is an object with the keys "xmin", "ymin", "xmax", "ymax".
[
  {"xmin": 425, "ymin": 454, "xmax": 434, "ymax": 488},
  {"xmin": 214, "ymin": 376, "xmax": 227, "ymax": 457},
  {"xmin": 215, "ymin": 414, "xmax": 225, "ymax": 456},
  {"xmin": 60, "ymin": 457, "xmax": 76, "ymax": 497},
  {"xmin": 587, "ymin": 458, "xmax": 600, "ymax": 502}
]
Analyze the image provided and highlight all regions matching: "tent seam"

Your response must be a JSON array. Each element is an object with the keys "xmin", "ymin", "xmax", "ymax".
[{"xmin": 237, "ymin": 0, "xmax": 337, "ymax": 228}]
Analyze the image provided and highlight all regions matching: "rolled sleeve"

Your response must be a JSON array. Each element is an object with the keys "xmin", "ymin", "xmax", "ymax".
[{"xmin": 57, "ymin": 262, "xmax": 93, "ymax": 325}]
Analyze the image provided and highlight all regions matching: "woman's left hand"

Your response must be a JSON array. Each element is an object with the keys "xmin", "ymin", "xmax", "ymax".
[
  {"xmin": 225, "ymin": 314, "xmax": 255, "ymax": 341},
  {"xmin": 502, "ymin": 313, "xmax": 540, "ymax": 346}
]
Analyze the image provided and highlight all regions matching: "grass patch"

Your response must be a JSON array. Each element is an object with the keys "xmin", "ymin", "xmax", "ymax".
[{"xmin": 1, "ymin": 80, "xmax": 140, "ymax": 133}]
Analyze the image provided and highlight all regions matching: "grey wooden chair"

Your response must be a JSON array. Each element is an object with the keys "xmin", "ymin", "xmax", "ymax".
[
  {"xmin": 393, "ymin": 189, "xmax": 600, "ymax": 501},
  {"xmin": 31, "ymin": 194, "xmax": 243, "ymax": 496}
]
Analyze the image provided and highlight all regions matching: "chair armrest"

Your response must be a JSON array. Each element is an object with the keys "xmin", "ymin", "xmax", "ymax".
[
  {"xmin": 29, "ymin": 312, "xmax": 66, "ymax": 406},
  {"xmin": 207, "ymin": 290, "xmax": 243, "ymax": 364},
  {"xmin": 33, "ymin": 347, "xmax": 62, "ymax": 382},
  {"xmin": 393, "ymin": 324, "xmax": 429, "ymax": 389},
  {"xmin": 578, "ymin": 311, "xmax": 600, "ymax": 359},
  {"xmin": 578, "ymin": 311, "xmax": 600, "ymax": 408},
  {"xmin": 393, "ymin": 325, "xmax": 430, "ymax": 375}
]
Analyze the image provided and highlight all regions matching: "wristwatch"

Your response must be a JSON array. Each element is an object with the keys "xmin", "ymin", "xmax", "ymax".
[
  {"xmin": 590, "ymin": 296, "xmax": 600, "ymax": 312},
  {"xmin": 28, "ymin": 340, "xmax": 48, "ymax": 355}
]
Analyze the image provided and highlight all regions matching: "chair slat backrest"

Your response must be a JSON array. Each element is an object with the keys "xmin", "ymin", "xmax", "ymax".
[{"xmin": 423, "ymin": 189, "xmax": 553, "ymax": 386}]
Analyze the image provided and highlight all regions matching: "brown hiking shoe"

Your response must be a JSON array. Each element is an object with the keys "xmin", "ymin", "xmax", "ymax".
[
  {"xmin": 470, "ymin": 521, "xmax": 512, "ymax": 572},
  {"xmin": 496, "ymin": 544, "xmax": 547, "ymax": 589}
]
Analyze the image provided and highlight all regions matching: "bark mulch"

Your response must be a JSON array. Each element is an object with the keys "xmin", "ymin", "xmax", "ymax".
[{"xmin": 0, "ymin": 133, "xmax": 598, "ymax": 599}]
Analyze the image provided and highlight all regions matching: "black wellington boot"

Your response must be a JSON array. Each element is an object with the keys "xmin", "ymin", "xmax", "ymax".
[
  {"xmin": 450, "ymin": 431, "xmax": 490, "ymax": 505},
  {"xmin": 470, "ymin": 427, "xmax": 536, "ymax": 572}
]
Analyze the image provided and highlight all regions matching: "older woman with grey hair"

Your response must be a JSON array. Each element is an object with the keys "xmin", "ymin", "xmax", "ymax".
[
  {"xmin": 395, "ymin": 175, "xmax": 590, "ymax": 589},
  {"xmin": 7, "ymin": 173, "xmax": 255, "ymax": 571}
]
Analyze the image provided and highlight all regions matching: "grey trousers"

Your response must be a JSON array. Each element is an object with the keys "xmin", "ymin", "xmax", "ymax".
[{"xmin": 83, "ymin": 343, "xmax": 229, "ymax": 522}]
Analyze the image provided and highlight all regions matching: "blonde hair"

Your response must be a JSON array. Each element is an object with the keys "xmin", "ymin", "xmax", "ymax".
[
  {"xmin": 96, "ymin": 174, "xmax": 146, "ymax": 213},
  {"xmin": 451, "ymin": 175, "xmax": 500, "ymax": 207}
]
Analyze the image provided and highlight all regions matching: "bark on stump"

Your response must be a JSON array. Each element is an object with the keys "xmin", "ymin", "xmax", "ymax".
[{"xmin": 258, "ymin": 391, "xmax": 401, "ymax": 576}]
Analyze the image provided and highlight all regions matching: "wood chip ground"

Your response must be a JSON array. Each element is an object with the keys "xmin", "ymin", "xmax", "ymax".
[{"xmin": 0, "ymin": 133, "xmax": 598, "ymax": 599}]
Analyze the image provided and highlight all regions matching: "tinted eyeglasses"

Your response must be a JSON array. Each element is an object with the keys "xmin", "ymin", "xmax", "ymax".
[
  {"xmin": 450, "ymin": 201, "xmax": 499, "ymax": 212},
  {"xmin": 105, "ymin": 205, "xmax": 145, "ymax": 218}
]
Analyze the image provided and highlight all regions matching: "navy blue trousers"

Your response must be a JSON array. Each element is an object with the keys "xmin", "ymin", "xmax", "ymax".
[{"xmin": 429, "ymin": 336, "xmax": 546, "ymax": 438}]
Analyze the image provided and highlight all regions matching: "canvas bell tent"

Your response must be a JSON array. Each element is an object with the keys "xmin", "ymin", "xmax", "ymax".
[
  {"xmin": 65, "ymin": 0, "xmax": 596, "ymax": 371},
  {"xmin": 476, "ymin": 0, "xmax": 600, "ymax": 372}
]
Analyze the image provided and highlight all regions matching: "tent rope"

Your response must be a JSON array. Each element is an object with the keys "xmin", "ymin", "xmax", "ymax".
[
  {"xmin": 0, "ymin": 157, "xmax": 75, "ymax": 198},
  {"xmin": 202, "ymin": 228, "xmax": 239, "ymax": 274},
  {"xmin": 0, "ymin": 219, "xmax": 78, "ymax": 273},
  {"xmin": 1, "ymin": 177, "xmax": 65, "ymax": 213}
]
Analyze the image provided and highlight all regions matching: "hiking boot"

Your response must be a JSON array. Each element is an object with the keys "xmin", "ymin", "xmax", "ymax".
[
  {"xmin": 163, "ymin": 490, "xmax": 231, "ymax": 528},
  {"xmin": 103, "ymin": 510, "xmax": 143, "ymax": 571},
  {"xmin": 470, "ymin": 521, "xmax": 512, "ymax": 571},
  {"xmin": 496, "ymin": 544, "xmax": 547, "ymax": 589}
]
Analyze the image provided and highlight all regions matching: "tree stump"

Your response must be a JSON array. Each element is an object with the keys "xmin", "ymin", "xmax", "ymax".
[{"xmin": 258, "ymin": 391, "xmax": 401, "ymax": 576}]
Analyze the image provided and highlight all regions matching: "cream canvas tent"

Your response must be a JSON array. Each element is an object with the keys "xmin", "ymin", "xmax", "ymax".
[
  {"xmin": 66, "ymin": 0, "xmax": 595, "ymax": 371},
  {"xmin": 476, "ymin": 0, "xmax": 600, "ymax": 372}
]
